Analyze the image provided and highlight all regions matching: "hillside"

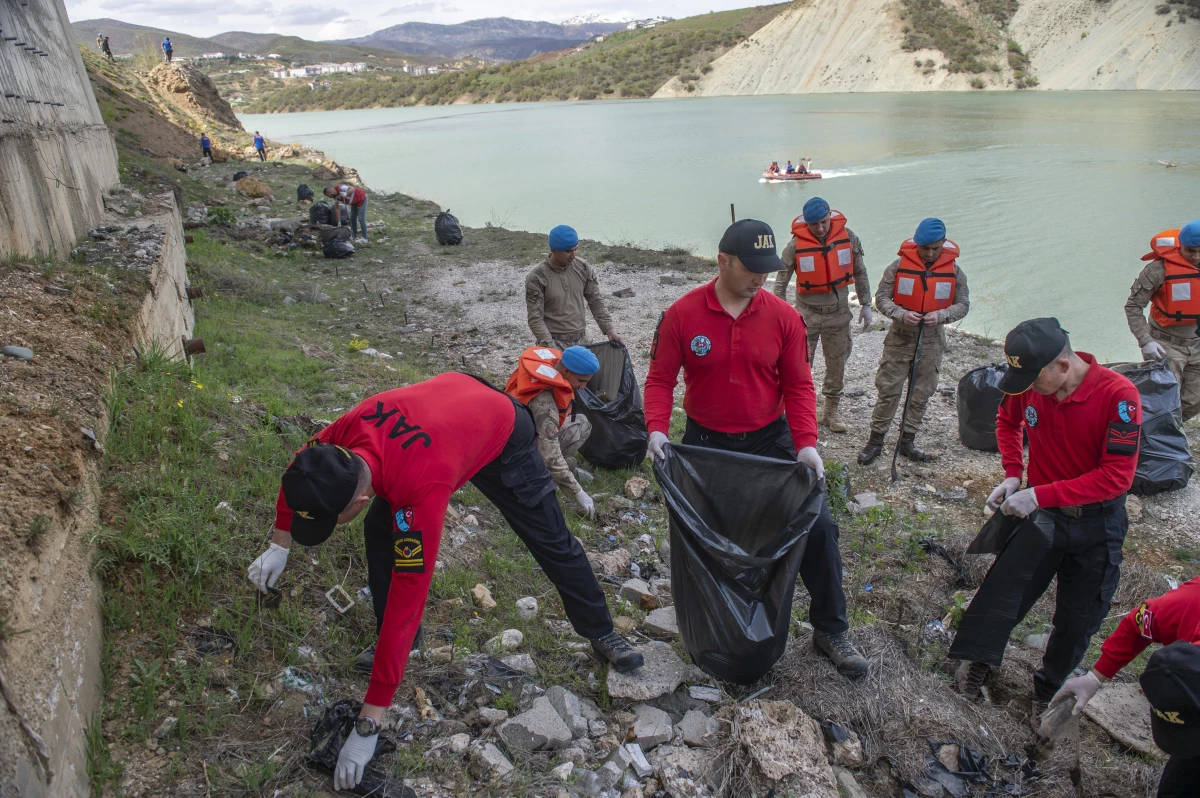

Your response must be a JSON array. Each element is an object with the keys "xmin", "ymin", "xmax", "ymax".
[{"xmin": 343, "ymin": 16, "xmax": 627, "ymax": 61}]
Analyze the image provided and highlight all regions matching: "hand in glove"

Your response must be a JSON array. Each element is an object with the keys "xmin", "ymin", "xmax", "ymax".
[
  {"xmin": 1141, "ymin": 340, "xmax": 1166, "ymax": 361},
  {"xmin": 1050, "ymin": 670, "xmax": 1103, "ymax": 716},
  {"xmin": 859, "ymin": 305, "xmax": 875, "ymax": 328},
  {"xmin": 247, "ymin": 542, "xmax": 289, "ymax": 594},
  {"xmin": 986, "ymin": 477, "xmax": 1022, "ymax": 510},
  {"xmin": 796, "ymin": 446, "xmax": 825, "ymax": 480},
  {"xmin": 1000, "ymin": 487, "xmax": 1039, "ymax": 518},
  {"xmin": 648, "ymin": 431, "xmax": 670, "ymax": 460},
  {"xmin": 333, "ymin": 728, "xmax": 377, "ymax": 790},
  {"xmin": 575, "ymin": 490, "xmax": 595, "ymax": 519}
]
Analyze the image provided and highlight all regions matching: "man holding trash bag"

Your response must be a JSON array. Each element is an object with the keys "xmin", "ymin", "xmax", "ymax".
[
  {"xmin": 245, "ymin": 373, "xmax": 643, "ymax": 790},
  {"xmin": 643, "ymin": 218, "xmax": 867, "ymax": 679},
  {"xmin": 949, "ymin": 318, "xmax": 1141, "ymax": 730},
  {"xmin": 1048, "ymin": 576, "xmax": 1200, "ymax": 797}
]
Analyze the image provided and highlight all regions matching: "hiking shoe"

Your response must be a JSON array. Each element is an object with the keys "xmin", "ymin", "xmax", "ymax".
[
  {"xmin": 955, "ymin": 660, "xmax": 990, "ymax": 697},
  {"xmin": 857, "ymin": 432, "xmax": 885, "ymax": 465},
  {"xmin": 821, "ymin": 397, "xmax": 848, "ymax": 434},
  {"xmin": 813, "ymin": 631, "xmax": 868, "ymax": 680},
  {"xmin": 898, "ymin": 433, "xmax": 936, "ymax": 463},
  {"xmin": 354, "ymin": 642, "xmax": 376, "ymax": 673},
  {"xmin": 591, "ymin": 632, "xmax": 644, "ymax": 673}
]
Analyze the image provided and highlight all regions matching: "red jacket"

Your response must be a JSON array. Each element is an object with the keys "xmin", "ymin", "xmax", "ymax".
[
  {"xmin": 1095, "ymin": 577, "xmax": 1200, "ymax": 679},
  {"xmin": 996, "ymin": 353, "xmax": 1140, "ymax": 507},
  {"xmin": 273, "ymin": 373, "xmax": 514, "ymax": 706},
  {"xmin": 644, "ymin": 280, "xmax": 818, "ymax": 450},
  {"xmin": 336, "ymin": 184, "xmax": 366, "ymax": 206}
]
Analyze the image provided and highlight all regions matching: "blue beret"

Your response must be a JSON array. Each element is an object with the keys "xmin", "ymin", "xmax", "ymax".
[
  {"xmin": 560, "ymin": 346, "xmax": 599, "ymax": 376},
  {"xmin": 1180, "ymin": 220, "xmax": 1200, "ymax": 248},
  {"xmin": 802, "ymin": 197, "xmax": 831, "ymax": 224},
  {"xmin": 548, "ymin": 225, "xmax": 579, "ymax": 251},
  {"xmin": 913, "ymin": 218, "xmax": 947, "ymax": 246}
]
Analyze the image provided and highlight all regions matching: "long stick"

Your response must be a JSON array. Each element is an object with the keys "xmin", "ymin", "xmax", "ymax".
[{"xmin": 891, "ymin": 323, "xmax": 926, "ymax": 482}]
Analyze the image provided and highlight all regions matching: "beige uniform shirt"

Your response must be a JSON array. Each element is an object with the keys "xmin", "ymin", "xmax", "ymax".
[
  {"xmin": 875, "ymin": 258, "xmax": 971, "ymax": 328},
  {"xmin": 773, "ymin": 229, "xmax": 871, "ymax": 313},
  {"xmin": 527, "ymin": 390, "xmax": 582, "ymax": 495},
  {"xmin": 1125, "ymin": 259, "xmax": 1197, "ymax": 346},
  {"xmin": 525, "ymin": 257, "xmax": 615, "ymax": 347}
]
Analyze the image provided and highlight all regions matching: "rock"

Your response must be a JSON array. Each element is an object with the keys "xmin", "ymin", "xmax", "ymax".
[
  {"xmin": 152, "ymin": 716, "xmax": 178, "ymax": 740},
  {"xmin": 516, "ymin": 596, "xmax": 539, "ymax": 619},
  {"xmin": 614, "ymin": 615, "xmax": 637, "ymax": 632},
  {"xmin": 643, "ymin": 606, "xmax": 679, "ymax": 639},
  {"xmin": 499, "ymin": 696, "xmax": 573, "ymax": 752},
  {"xmin": 502, "ymin": 629, "xmax": 523, "ymax": 648},
  {"xmin": 478, "ymin": 707, "xmax": 509, "ymax": 725},
  {"xmin": 236, "ymin": 176, "xmax": 274, "ymax": 200},
  {"xmin": 625, "ymin": 476, "xmax": 650, "ymax": 500},
  {"xmin": 589, "ymin": 548, "xmax": 632, "ymax": 577},
  {"xmin": 501, "ymin": 654, "xmax": 538, "ymax": 676},
  {"xmin": 548, "ymin": 686, "xmax": 590, "ymax": 739},
  {"xmin": 849, "ymin": 492, "xmax": 884, "ymax": 515},
  {"xmin": 715, "ymin": 701, "xmax": 837, "ymax": 794},
  {"xmin": 834, "ymin": 767, "xmax": 870, "ymax": 798},
  {"xmin": 679, "ymin": 711, "xmax": 715, "ymax": 748},
  {"xmin": 946, "ymin": 486, "xmax": 969, "ymax": 501},
  {"xmin": 468, "ymin": 743, "xmax": 514, "ymax": 779},
  {"xmin": 622, "ymin": 787, "xmax": 645, "ymax": 798},
  {"xmin": 311, "ymin": 165, "xmax": 339, "ymax": 181},
  {"xmin": 660, "ymin": 273, "xmax": 688, "ymax": 286},
  {"xmin": 624, "ymin": 742, "xmax": 654, "ymax": 778},
  {"xmin": 44, "ymin": 285, "xmax": 71, "ymax": 296},
  {"xmin": 914, "ymin": 501, "xmax": 931, "ymax": 514},
  {"xmin": 659, "ymin": 539, "xmax": 671, "ymax": 563},
  {"xmin": 608, "ymin": 642, "xmax": 686, "ymax": 700},
  {"xmin": 1127, "ymin": 494, "xmax": 1144, "ymax": 523},
  {"xmin": 1, "ymin": 346, "xmax": 33, "ymax": 361},
  {"xmin": 619, "ymin": 579, "xmax": 660, "ymax": 610},
  {"xmin": 552, "ymin": 761, "xmax": 574, "ymax": 781},
  {"xmin": 471, "ymin": 584, "xmax": 497, "ymax": 610},
  {"xmin": 634, "ymin": 705, "xmax": 674, "ymax": 750},
  {"xmin": 688, "ymin": 685, "xmax": 721, "ymax": 703},
  {"xmin": 589, "ymin": 719, "xmax": 609, "ymax": 737},
  {"xmin": 1024, "ymin": 632, "xmax": 1051, "ymax": 651},
  {"xmin": 648, "ymin": 745, "xmax": 720, "ymax": 797},
  {"xmin": 449, "ymin": 733, "xmax": 470, "ymax": 753},
  {"xmin": 613, "ymin": 287, "xmax": 636, "ymax": 298},
  {"xmin": 829, "ymin": 731, "xmax": 864, "ymax": 767},
  {"xmin": 560, "ymin": 746, "xmax": 587, "ymax": 766},
  {"xmin": 596, "ymin": 760, "xmax": 624, "ymax": 789},
  {"xmin": 1084, "ymin": 682, "xmax": 1164, "ymax": 758}
]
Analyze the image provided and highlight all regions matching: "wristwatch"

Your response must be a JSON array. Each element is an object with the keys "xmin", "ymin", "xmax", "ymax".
[{"xmin": 355, "ymin": 716, "xmax": 381, "ymax": 737}]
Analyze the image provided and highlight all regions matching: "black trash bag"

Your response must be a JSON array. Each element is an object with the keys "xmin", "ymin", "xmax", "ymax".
[
  {"xmin": 434, "ymin": 210, "xmax": 463, "ymax": 245},
  {"xmin": 320, "ymin": 225, "xmax": 352, "ymax": 244},
  {"xmin": 232, "ymin": 170, "xmax": 248, "ymax": 181},
  {"xmin": 1112, "ymin": 360, "xmax": 1194, "ymax": 496},
  {"xmin": 297, "ymin": 183, "xmax": 315, "ymax": 202},
  {"xmin": 957, "ymin": 364, "xmax": 1008, "ymax": 451},
  {"xmin": 323, "ymin": 237, "xmax": 355, "ymax": 259},
  {"xmin": 308, "ymin": 699, "xmax": 412, "ymax": 797},
  {"xmin": 309, "ymin": 200, "xmax": 334, "ymax": 226},
  {"xmin": 653, "ymin": 443, "xmax": 823, "ymax": 684},
  {"xmin": 576, "ymin": 341, "xmax": 649, "ymax": 468},
  {"xmin": 966, "ymin": 511, "xmax": 1021, "ymax": 555}
]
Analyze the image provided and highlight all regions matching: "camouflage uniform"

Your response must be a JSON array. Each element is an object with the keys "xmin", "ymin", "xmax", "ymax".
[
  {"xmin": 527, "ymin": 390, "xmax": 591, "ymax": 496},
  {"xmin": 1125, "ymin": 259, "xmax": 1200, "ymax": 421},
  {"xmin": 525, "ymin": 257, "xmax": 615, "ymax": 349}
]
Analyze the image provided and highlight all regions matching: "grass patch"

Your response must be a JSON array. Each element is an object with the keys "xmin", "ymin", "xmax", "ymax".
[{"xmin": 898, "ymin": 0, "xmax": 998, "ymax": 74}]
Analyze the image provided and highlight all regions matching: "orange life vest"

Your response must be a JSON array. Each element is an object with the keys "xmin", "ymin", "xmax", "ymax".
[
  {"xmin": 504, "ymin": 346, "xmax": 576, "ymax": 427},
  {"xmin": 1143, "ymin": 229, "xmax": 1200, "ymax": 326},
  {"xmin": 893, "ymin": 239, "xmax": 960, "ymax": 314},
  {"xmin": 789, "ymin": 211, "xmax": 854, "ymax": 294}
]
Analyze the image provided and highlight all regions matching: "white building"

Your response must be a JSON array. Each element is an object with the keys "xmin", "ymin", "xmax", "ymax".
[
  {"xmin": 196, "ymin": 52, "xmax": 225, "ymax": 60},
  {"xmin": 273, "ymin": 62, "xmax": 368, "ymax": 79},
  {"xmin": 237, "ymin": 53, "xmax": 263, "ymax": 60},
  {"xmin": 267, "ymin": 53, "xmax": 282, "ymax": 59}
]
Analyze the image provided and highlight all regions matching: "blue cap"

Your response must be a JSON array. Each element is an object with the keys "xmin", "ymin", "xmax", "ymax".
[
  {"xmin": 802, "ymin": 197, "xmax": 831, "ymax": 224},
  {"xmin": 1180, "ymin": 220, "xmax": 1200, "ymax": 248},
  {"xmin": 913, "ymin": 218, "xmax": 947, "ymax": 246},
  {"xmin": 560, "ymin": 346, "xmax": 599, "ymax": 376},
  {"xmin": 548, "ymin": 225, "xmax": 579, "ymax": 251}
]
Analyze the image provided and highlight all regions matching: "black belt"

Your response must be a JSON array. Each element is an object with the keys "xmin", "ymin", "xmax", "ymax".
[
  {"xmin": 687, "ymin": 416, "xmax": 783, "ymax": 442},
  {"xmin": 1047, "ymin": 494, "xmax": 1126, "ymax": 518}
]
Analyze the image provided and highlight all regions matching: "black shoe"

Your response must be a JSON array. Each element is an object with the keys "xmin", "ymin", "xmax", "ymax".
[
  {"xmin": 857, "ymin": 433, "xmax": 885, "ymax": 465},
  {"xmin": 354, "ymin": 642, "xmax": 376, "ymax": 673},
  {"xmin": 898, "ymin": 433, "xmax": 936, "ymax": 463},
  {"xmin": 591, "ymin": 632, "xmax": 644, "ymax": 673},
  {"xmin": 813, "ymin": 631, "xmax": 868, "ymax": 680},
  {"xmin": 955, "ymin": 660, "xmax": 990, "ymax": 697}
]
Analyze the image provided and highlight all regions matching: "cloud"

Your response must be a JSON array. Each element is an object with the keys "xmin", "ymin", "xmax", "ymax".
[
  {"xmin": 278, "ymin": 4, "xmax": 352, "ymax": 25},
  {"xmin": 381, "ymin": 2, "xmax": 460, "ymax": 17}
]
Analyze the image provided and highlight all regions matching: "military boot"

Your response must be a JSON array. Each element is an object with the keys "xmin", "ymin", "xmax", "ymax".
[
  {"xmin": 898, "ymin": 433, "xmax": 936, "ymax": 462},
  {"xmin": 820, "ymin": 397, "xmax": 848, "ymax": 434},
  {"xmin": 813, "ymin": 631, "xmax": 869, "ymax": 680},
  {"xmin": 857, "ymin": 432, "xmax": 885, "ymax": 465}
]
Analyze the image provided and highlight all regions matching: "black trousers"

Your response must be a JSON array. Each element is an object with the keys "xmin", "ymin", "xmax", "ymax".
[
  {"xmin": 949, "ymin": 500, "xmax": 1126, "ymax": 700},
  {"xmin": 202, "ymin": 146, "xmax": 212, "ymax": 158},
  {"xmin": 256, "ymin": 148, "xmax": 267, "ymax": 161},
  {"xmin": 363, "ymin": 400, "xmax": 613, "ymax": 640},
  {"xmin": 682, "ymin": 416, "xmax": 849, "ymax": 635},
  {"xmin": 1159, "ymin": 753, "xmax": 1200, "ymax": 797}
]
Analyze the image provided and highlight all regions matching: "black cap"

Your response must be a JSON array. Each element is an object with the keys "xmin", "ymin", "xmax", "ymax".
[
  {"xmin": 281, "ymin": 444, "xmax": 359, "ymax": 545},
  {"xmin": 718, "ymin": 219, "xmax": 783, "ymax": 274},
  {"xmin": 997, "ymin": 317, "xmax": 1070, "ymax": 395},
  {"xmin": 1140, "ymin": 641, "xmax": 1200, "ymax": 758}
]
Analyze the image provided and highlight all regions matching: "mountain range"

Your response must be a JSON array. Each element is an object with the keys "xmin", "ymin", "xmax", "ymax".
[{"xmin": 339, "ymin": 17, "xmax": 628, "ymax": 61}]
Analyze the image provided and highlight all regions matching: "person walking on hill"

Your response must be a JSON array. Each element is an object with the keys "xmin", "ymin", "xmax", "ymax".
[
  {"xmin": 246, "ymin": 373, "xmax": 644, "ymax": 791},
  {"xmin": 324, "ymin": 183, "xmax": 368, "ymax": 244},
  {"xmin": 773, "ymin": 197, "xmax": 874, "ymax": 433},
  {"xmin": 643, "ymin": 218, "xmax": 868, "ymax": 681},
  {"xmin": 505, "ymin": 345, "xmax": 598, "ymax": 518},
  {"xmin": 253, "ymin": 131, "xmax": 267, "ymax": 161},
  {"xmin": 101, "ymin": 36, "xmax": 114, "ymax": 62},
  {"xmin": 948, "ymin": 318, "xmax": 1141, "ymax": 731},
  {"xmin": 95, "ymin": 33, "xmax": 104, "ymax": 53},
  {"xmin": 526, "ymin": 225, "xmax": 624, "ymax": 350},
  {"xmin": 1125, "ymin": 220, "xmax": 1200, "ymax": 421},
  {"xmin": 162, "ymin": 37, "xmax": 173, "ymax": 63},
  {"xmin": 200, "ymin": 133, "xmax": 213, "ymax": 162},
  {"xmin": 858, "ymin": 218, "xmax": 970, "ymax": 465}
]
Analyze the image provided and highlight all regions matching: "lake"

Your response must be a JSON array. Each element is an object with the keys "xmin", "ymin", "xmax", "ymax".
[{"xmin": 242, "ymin": 92, "xmax": 1200, "ymax": 360}]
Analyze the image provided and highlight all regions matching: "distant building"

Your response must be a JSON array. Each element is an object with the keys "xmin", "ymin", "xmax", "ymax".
[
  {"xmin": 593, "ymin": 35, "xmax": 606, "ymax": 42},
  {"xmin": 196, "ymin": 52, "xmax": 225, "ymax": 60},
  {"xmin": 237, "ymin": 53, "xmax": 263, "ymax": 60},
  {"xmin": 267, "ymin": 53, "xmax": 282, "ymax": 59}
]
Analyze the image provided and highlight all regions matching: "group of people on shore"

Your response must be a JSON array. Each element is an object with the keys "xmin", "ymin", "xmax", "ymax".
[{"xmin": 245, "ymin": 195, "xmax": 1200, "ymax": 794}]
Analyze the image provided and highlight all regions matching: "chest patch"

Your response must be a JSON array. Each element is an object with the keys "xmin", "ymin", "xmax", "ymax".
[
  {"xmin": 798, "ymin": 256, "xmax": 816, "ymax": 273},
  {"xmin": 1172, "ymin": 282, "xmax": 1192, "ymax": 302},
  {"xmin": 690, "ymin": 335, "xmax": 712, "ymax": 357},
  {"xmin": 934, "ymin": 282, "xmax": 953, "ymax": 300},
  {"xmin": 1025, "ymin": 406, "xmax": 1038, "ymax": 427}
]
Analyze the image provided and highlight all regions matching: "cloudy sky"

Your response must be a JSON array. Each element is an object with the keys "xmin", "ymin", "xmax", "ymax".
[{"xmin": 65, "ymin": 0, "xmax": 754, "ymax": 40}]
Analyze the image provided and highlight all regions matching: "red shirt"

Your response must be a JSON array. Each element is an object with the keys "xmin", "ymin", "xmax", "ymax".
[
  {"xmin": 336, "ymin": 184, "xmax": 366, "ymax": 206},
  {"xmin": 996, "ymin": 353, "xmax": 1141, "ymax": 507},
  {"xmin": 273, "ymin": 372, "xmax": 514, "ymax": 706},
  {"xmin": 1095, "ymin": 577, "xmax": 1200, "ymax": 679},
  {"xmin": 644, "ymin": 280, "xmax": 818, "ymax": 450}
]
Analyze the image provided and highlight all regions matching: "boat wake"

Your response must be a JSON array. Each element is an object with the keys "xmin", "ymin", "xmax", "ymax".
[{"xmin": 819, "ymin": 161, "xmax": 924, "ymax": 180}]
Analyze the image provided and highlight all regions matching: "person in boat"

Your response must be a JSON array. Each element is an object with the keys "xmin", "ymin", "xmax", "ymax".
[
  {"xmin": 768, "ymin": 162, "xmax": 780, "ymax": 174},
  {"xmin": 797, "ymin": 159, "xmax": 808, "ymax": 175},
  {"xmin": 785, "ymin": 160, "xmax": 796, "ymax": 174}
]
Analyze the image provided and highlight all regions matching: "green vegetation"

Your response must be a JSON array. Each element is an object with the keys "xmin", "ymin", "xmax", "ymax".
[
  {"xmin": 898, "ymin": 0, "xmax": 995, "ymax": 74},
  {"xmin": 1161, "ymin": 0, "xmax": 1200, "ymax": 20},
  {"xmin": 1006, "ymin": 39, "xmax": 1038, "ymax": 88},
  {"xmin": 245, "ymin": 5, "xmax": 787, "ymax": 111}
]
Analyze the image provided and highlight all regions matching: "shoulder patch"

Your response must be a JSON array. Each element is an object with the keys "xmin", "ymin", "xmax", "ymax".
[
  {"xmin": 1134, "ymin": 602, "xmax": 1154, "ymax": 641},
  {"xmin": 650, "ymin": 311, "xmax": 665, "ymax": 361},
  {"xmin": 533, "ymin": 348, "xmax": 556, "ymax": 360},
  {"xmin": 1106, "ymin": 421, "xmax": 1140, "ymax": 456},
  {"xmin": 1117, "ymin": 400, "xmax": 1134, "ymax": 423},
  {"xmin": 534, "ymin": 364, "xmax": 561, "ymax": 381}
]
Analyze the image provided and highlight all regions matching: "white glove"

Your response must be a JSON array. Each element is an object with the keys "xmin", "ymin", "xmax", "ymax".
[
  {"xmin": 1000, "ymin": 487, "xmax": 1039, "ymax": 518},
  {"xmin": 247, "ymin": 542, "xmax": 289, "ymax": 594},
  {"xmin": 575, "ymin": 490, "xmax": 595, "ymax": 519},
  {"xmin": 1051, "ymin": 670, "xmax": 1102, "ymax": 716},
  {"xmin": 648, "ymin": 431, "xmax": 669, "ymax": 460},
  {"xmin": 796, "ymin": 446, "xmax": 825, "ymax": 480},
  {"xmin": 1141, "ymin": 341, "xmax": 1166, "ymax": 360},
  {"xmin": 333, "ymin": 728, "xmax": 377, "ymax": 790},
  {"xmin": 986, "ymin": 477, "xmax": 1022, "ymax": 510},
  {"xmin": 859, "ymin": 305, "xmax": 875, "ymax": 327}
]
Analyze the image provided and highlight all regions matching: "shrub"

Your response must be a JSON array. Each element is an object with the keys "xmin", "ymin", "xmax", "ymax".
[{"xmin": 970, "ymin": 77, "xmax": 986, "ymax": 89}]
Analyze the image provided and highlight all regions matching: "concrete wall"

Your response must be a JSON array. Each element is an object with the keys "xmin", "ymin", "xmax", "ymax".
[{"xmin": 0, "ymin": 0, "xmax": 120, "ymax": 259}]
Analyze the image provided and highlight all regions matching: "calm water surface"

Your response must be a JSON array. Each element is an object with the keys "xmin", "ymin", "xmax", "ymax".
[{"xmin": 242, "ymin": 93, "xmax": 1200, "ymax": 359}]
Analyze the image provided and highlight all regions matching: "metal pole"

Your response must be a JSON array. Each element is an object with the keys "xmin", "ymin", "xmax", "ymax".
[{"xmin": 730, "ymin": 203, "xmax": 735, "ymax": 224}]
